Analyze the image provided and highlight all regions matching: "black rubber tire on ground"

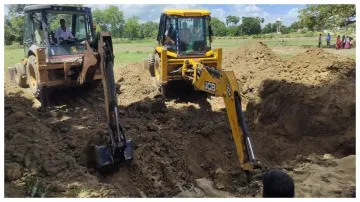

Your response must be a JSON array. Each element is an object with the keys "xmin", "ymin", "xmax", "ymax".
[
  {"xmin": 148, "ymin": 53, "xmax": 155, "ymax": 77},
  {"xmin": 26, "ymin": 55, "xmax": 49, "ymax": 107},
  {"xmin": 14, "ymin": 63, "xmax": 28, "ymax": 88},
  {"xmin": 26, "ymin": 55, "xmax": 41, "ymax": 97}
]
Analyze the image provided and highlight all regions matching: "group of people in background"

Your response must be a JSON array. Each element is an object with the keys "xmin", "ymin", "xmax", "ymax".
[
  {"xmin": 336, "ymin": 34, "xmax": 353, "ymax": 49},
  {"xmin": 318, "ymin": 33, "xmax": 354, "ymax": 49}
]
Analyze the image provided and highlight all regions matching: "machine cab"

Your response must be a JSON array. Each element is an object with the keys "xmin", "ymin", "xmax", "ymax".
[
  {"xmin": 157, "ymin": 9, "xmax": 214, "ymax": 56},
  {"xmin": 23, "ymin": 5, "xmax": 95, "ymax": 61}
]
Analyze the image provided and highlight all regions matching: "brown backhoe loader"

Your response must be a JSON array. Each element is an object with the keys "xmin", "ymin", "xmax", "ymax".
[{"xmin": 7, "ymin": 5, "xmax": 133, "ymax": 170}]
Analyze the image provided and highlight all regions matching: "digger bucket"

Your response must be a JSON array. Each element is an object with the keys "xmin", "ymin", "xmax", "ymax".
[
  {"xmin": 7, "ymin": 66, "xmax": 16, "ymax": 81},
  {"xmin": 7, "ymin": 63, "xmax": 29, "ymax": 88},
  {"xmin": 94, "ymin": 139, "xmax": 133, "ymax": 169}
]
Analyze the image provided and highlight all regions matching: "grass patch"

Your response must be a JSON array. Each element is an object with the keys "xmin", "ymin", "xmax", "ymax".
[
  {"xmin": 4, "ymin": 37, "xmax": 355, "ymax": 71},
  {"xmin": 4, "ymin": 48, "xmax": 24, "ymax": 71},
  {"xmin": 114, "ymin": 52, "xmax": 148, "ymax": 67}
]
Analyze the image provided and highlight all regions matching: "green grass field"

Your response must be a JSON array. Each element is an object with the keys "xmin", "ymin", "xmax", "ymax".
[{"xmin": 4, "ymin": 37, "xmax": 356, "ymax": 70}]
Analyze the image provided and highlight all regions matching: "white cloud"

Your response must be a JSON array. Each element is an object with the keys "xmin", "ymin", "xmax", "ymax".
[
  {"xmin": 281, "ymin": 8, "xmax": 300, "ymax": 26},
  {"xmin": 4, "ymin": 5, "xmax": 9, "ymax": 15}
]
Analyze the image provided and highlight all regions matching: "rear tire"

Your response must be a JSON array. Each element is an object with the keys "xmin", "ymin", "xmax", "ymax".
[
  {"xmin": 26, "ymin": 55, "xmax": 49, "ymax": 107},
  {"xmin": 26, "ymin": 55, "xmax": 41, "ymax": 97}
]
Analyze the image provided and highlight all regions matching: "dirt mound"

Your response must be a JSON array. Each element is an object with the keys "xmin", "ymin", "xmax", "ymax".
[
  {"xmin": 4, "ymin": 90, "xmax": 119, "ymax": 197},
  {"xmin": 222, "ymin": 42, "xmax": 281, "ymax": 68},
  {"xmin": 284, "ymin": 154, "xmax": 356, "ymax": 197},
  {"xmin": 4, "ymin": 75, "xmax": 247, "ymax": 197},
  {"xmin": 115, "ymin": 62, "xmax": 158, "ymax": 105},
  {"xmin": 4, "ymin": 42, "xmax": 355, "ymax": 198},
  {"xmin": 286, "ymin": 48, "xmax": 356, "ymax": 85},
  {"xmin": 222, "ymin": 43, "xmax": 355, "ymax": 164},
  {"xmin": 222, "ymin": 42, "xmax": 286, "ymax": 99}
]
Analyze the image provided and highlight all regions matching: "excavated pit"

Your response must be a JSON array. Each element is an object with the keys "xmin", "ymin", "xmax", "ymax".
[{"xmin": 4, "ymin": 42, "xmax": 355, "ymax": 197}]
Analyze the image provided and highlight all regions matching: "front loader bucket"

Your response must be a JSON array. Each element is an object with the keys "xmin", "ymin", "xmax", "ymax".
[
  {"xmin": 7, "ymin": 66, "xmax": 16, "ymax": 82},
  {"xmin": 94, "ymin": 139, "xmax": 133, "ymax": 170},
  {"xmin": 7, "ymin": 63, "xmax": 29, "ymax": 88}
]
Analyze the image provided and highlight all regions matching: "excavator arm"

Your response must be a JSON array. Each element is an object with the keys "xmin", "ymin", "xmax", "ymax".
[
  {"xmin": 182, "ymin": 59, "xmax": 258, "ymax": 173},
  {"xmin": 91, "ymin": 32, "xmax": 133, "ymax": 170}
]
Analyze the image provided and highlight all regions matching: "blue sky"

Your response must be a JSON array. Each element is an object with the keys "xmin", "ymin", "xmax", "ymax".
[{"xmin": 5, "ymin": 4, "xmax": 306, "ymax": 26}]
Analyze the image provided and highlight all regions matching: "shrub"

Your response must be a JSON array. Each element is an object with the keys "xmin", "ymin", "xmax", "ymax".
[{"xmin": 304, "ymin": 31, "xmax": 314, "ymax": 37}]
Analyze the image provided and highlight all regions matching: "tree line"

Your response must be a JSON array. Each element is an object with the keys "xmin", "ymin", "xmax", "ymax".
[{"xmin": 4, "ymin": 4, "xmax": 356, "ymax": 45}]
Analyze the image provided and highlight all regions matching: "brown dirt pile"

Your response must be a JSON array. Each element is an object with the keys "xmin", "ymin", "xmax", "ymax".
[
  {"xmin": 4, "ymin": 77, "xmax": 248, "ymax": 197},
  {"xmin": 222, "ymin": 43, "xmax": 355, "ymax": 164},
  {"xmin": 4, "ymin": 90, "xmax": 119, "ymax": 197},
  {"xmin": 283, "ymin": 154, "xmax": 356, "ymax": 197},
  {"xmin": 4, "ymin": 42, "xmax": 355, "ymax": 198}
]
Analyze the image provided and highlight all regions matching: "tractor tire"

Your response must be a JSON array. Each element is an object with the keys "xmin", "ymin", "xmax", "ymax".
[
  {"xmin": 14, "ymin": 63, "xmax": 28, "ymax": 88},
  {"xmin": 148, "ymin": 53, "xmax": 155, "ymax": 77},
  {"xmin": 26, "ymin": 55, "xmax": 50, "ymax": 107},
  {"xmin": 26, "ymin": 55, "xmax": 41, "ymax": 97}
]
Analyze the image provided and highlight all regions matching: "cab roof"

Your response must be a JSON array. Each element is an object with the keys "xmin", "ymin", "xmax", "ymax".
[
  {"xmin": 24, "ymin": 4, "xmax": 91, "ymax": 13},
  {"xmin": 163, "ymin": 9, "xmax": 211, "ymax": 17}
]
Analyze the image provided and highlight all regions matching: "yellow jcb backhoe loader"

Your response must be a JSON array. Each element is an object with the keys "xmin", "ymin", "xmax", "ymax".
[{"xmin": 144, "ymin": 9, "xmax": 261, "ymax": 176}]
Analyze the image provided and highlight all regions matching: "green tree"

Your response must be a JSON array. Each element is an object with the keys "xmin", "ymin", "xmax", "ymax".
[
  {"xmin": 140, "ymin": 21, "xmax": 158, "ymax": 38},
  {"xmin": 92, "ymin": 6, "xmax": 125, "ymax": 38},
  {"xmin": 271, "ymin": 23, "xmax": 278, "ymax": 32},
  {"xmin": 227, "ymin": 26, "xmax": 240, "ymax": 36},
  {"xmin": 210, "ymin": 17, "xmax": 228, "ymax": 36},
  {"xmin": 7, "ymin": 4, "xmax": 30, "ymax": 17},
  {"xmin": 239, "ymin": 17, "xmax": 262, "ymax": 35},
  {"xmin": 289, "ymin": 21, "xmax": 299, "ymax": 31},
  {"xmin": 92, "ymin": 9, "xmax": 107, "ymax": 31},
  {"xmin": 5, "ymin": 22, "xmax": 15, "ymax": 45},
  {"xmin": 226, "ymin": 15, "xmax": 240, "ymax": 26},
  {"xmin": 298, "ymin": 5, "xmax": 356, "ymax": 30},
  {"xmin": 5, "ymin": 5, "xmax": 30, "ymax": 45},
  {"xmin": 124, "ymin": 16, "xmax": 140, "ymax": 39},
  {"xmin": 262, "ymin": 23, "xmax": 273, "ymax": 34},
  {"xmin": 280, "ymin": 25, "xmax": 290, "ymax": 34}
]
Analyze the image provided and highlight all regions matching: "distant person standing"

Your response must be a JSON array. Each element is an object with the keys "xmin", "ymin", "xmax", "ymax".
[
  {"xmin": 345, "ymin": 36, "xmax": 351, "ymax": 49},
  {"xmin": 342, "ymin": 35, "xmax": 346, "ymax": 48},
  {"xmin": 318, "ymin": 34, "xmax": 322, "ymax": 48},
  {"xmin": 336, "ymin": 35, "xmax": 342, "ymax": 49},
  {"xmin": 349, "ymin": 37, "xmax": 354, "ymax": 48},
  {"xmin": 326, "ymin": 33, "xmax": 331, "ymax": 47},
  {"xmin": 262, "ymin": 169, "xmax": 295, "ymax": 198}
]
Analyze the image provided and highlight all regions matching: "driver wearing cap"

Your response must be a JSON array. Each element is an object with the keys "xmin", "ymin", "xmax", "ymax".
[{"xmin": 55, "ymin": 19, "xmax": 74, "ymax": 45}]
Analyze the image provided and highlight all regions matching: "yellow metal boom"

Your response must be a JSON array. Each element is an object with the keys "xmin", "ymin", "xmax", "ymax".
[{"xmin": 180, "ymin": 58, "xmax": 258, "ymax": 172}]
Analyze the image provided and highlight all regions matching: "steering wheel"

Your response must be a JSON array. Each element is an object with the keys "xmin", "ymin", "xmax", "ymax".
[{"xmin": 59, "ymin": 38, "xmax": 78, "ymax": 45}]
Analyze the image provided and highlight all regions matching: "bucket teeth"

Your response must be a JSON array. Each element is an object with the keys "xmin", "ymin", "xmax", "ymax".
[{"xmin": 94, "ymin": 139, "xmax": 133, "ymax": 169}]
